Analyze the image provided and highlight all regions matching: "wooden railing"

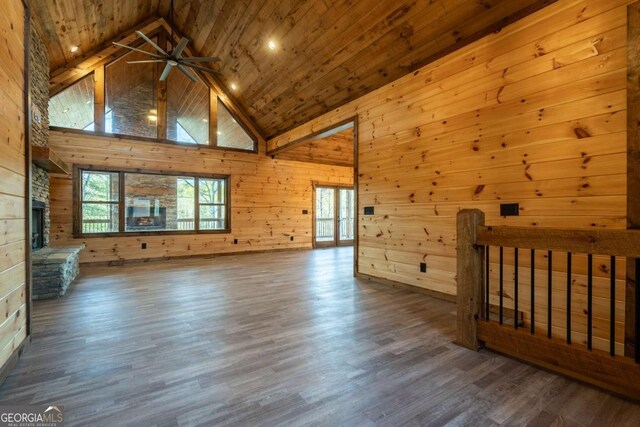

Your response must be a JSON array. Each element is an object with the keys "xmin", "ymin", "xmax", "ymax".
[
  {"xmin": 82, "ymin": 219, "xmax": 113, "ymax": 233},
  {"xmin": 83, "ymin": 218, "xmax": 223, "ymax": 232},
  {"xmin": 316, "ymin": 218, "xmax": 334, "ymax": 240},
  {"xmin": 456, "ymin": 209, "xmax": 640, "ymax": 400},
  {"xmin": 176, "ymin": 218, "xmax": 224, "ymax": 230},
  {"xmin": 339, "ymin": 217, "xmax": 354, "ymax": 240},
  {"xmin": 316, "ymin": 217, "xmax": 354, "ymax": 241}
]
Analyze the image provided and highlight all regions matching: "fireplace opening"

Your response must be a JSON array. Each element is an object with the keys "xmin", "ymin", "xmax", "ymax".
[{"xmin": 32, "ymin": 200, "xmax": 45, "ymax": 251}]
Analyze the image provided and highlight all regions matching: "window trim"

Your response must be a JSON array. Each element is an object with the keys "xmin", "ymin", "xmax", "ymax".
[{"xmin": 73, "ymin": 165, "xmax": 231, "ymax": 238}]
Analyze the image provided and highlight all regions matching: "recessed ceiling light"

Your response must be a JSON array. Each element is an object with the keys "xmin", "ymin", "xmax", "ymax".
[
  {"xmin": 267, "ymin": 39, "xmax": 277, "ymax": 50},
  {"xmin": 86, "ymin": 100, "xmax": 92, "ymax": 104},
  {"xmin": 217, "ymin": 131, "xmax": 222, "ymax": 136},
  {"xmin": 70, "ymin": 45, "xmax": 79, "ymax": 53},
  {"xmin": 230, "ymin": 83, "xmax": 238, "ymax": 91},
  {"xmin": 62, "ymin": 108, "xmax": 69, "ymax": 113},
  {"xmin": 202, "ymin": 118, "xmax": 208, "ymax": 123},
  {"xmin": 147, "ymin": 114, "xmax": 157, "ymax": 122}
]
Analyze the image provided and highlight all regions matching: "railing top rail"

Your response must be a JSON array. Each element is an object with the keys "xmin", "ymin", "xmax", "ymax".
[{"xmin": 476, "ymin": 225, "xmax": 640, "ymax": 258}]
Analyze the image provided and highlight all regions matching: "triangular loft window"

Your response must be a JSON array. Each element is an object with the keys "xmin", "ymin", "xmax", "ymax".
[
  {"xmin": 217, "ymin": 97, "xmax": 256, "ymax": 151},
  {"xmin": 49, "ymin": 73, "xmax": 94, "ymax": 130},
  {"xmin": 167, "ymin": 68, "xmax": 209, "ymax": 145}
]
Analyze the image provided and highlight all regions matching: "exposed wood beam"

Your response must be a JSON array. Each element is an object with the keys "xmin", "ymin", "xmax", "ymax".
[
  {"xmin": 156, "ymin": 31, "xmax": 168, "ymax": 140},
  {"xmin": 93, "ymin": 66, "xmax": 105, "ymax": 132},
  {"xmin": 209, "ymin": 89, "xmax": 218, "ymax": 147}
]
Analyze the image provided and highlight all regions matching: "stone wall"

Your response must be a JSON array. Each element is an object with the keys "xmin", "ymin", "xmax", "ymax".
[{"xmin": 30, "ymin": 23, "xmax": 50, "ymax": 246}]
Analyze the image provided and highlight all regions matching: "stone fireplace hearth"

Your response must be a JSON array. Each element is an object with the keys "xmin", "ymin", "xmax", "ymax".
[{"xmin": 32, "ymin": 245, "xmax": 85, "ymax": 300}]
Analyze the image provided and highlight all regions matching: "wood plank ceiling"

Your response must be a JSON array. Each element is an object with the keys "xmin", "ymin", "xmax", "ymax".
[{"xmin": 31, "ymin": 0, "xmax": 556, "ymax": 138}]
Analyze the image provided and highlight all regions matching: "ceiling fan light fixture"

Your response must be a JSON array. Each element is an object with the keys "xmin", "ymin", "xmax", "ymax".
[{"xmin": 267, "ymin": 39, "xmax": 277, "ymax": 50}]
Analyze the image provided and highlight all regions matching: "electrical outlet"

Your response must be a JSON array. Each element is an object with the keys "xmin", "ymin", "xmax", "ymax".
[
  {"xmin": 500, "ymin": 203, "xmax": 520, "ymax": 216},
  {"xmin": 233, "ymin": 239, "xmax": 238, "ymax": 244},
  {"xmin": 302, "ymin": 209, "xmax": 309, "ymax": 214},
  {"xmin": 141, "ymin": 243, "xmax": 147, "ymax": 249},
  {"xmin": 420, "ymin": 262, "xmax": 427, "ymax": 273},
  {"xmin": 290, "ymin": 236, "xmax": 294, "ymax": 241},
  {"xmin": 364, "ymin": 206, "xmax": 374, "ymax": 215}
]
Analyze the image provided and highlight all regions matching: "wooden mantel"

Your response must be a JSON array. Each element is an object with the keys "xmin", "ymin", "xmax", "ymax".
[{"xmin": 32, "ymin": 146, "xmax": 70, "ymax": 175}]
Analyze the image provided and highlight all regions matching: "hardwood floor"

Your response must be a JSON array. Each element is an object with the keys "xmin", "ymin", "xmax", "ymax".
[{"xmin": 0, "ymin": 247, "xmax": 639, "ymax": 426}]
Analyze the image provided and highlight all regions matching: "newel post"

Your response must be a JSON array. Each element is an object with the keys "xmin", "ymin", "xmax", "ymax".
[{"xmin": 456, "ymin": 209, "xmax": 485, "ymax": 350}]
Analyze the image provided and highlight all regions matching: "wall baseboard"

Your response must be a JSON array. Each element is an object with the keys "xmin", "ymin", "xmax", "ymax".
[
  {"xmin": 356, "ymin": 272, "xmax": 456, "ymax": 303},
  {"xmin": 81, "ymin": 246, "xmax": 313, "ymax": 267},
  {"xmin": 0, "ymin": 336, "xmax": 31, "ymax": 387}
]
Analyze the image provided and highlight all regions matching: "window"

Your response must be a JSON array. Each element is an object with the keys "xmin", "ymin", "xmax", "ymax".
[
  {"xmin": 47, "ymin": 29, "xmax": 259, "ymax": 153},
  {"xmin": 199, "ymin": 178, "xmax": 226, "ymax": 230},
  {"xmin": 167, "ymin": 69, "xmax": 209, "ymax": 145},
  {"xmin": 105, "ymin": 41, "xmax": 158, "ymax": 138},
  {"xmin": 216, "ymin": 97, "xmax": 257, "ymax": 151},
  {"xmin": 76, "ymin": 167, "xmax": 229, "ymax": 236},
  {"xmin": 79, "ymin": 171, "xmax": 119, "ymax": 233},
  {"xmin": 49, "ymin": 74, "xmax": 95, "ymax": 129}
]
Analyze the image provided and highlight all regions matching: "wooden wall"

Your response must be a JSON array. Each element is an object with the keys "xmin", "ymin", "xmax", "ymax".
[
  {"xmin": 269, "ymin": 0, "xmax": 631, "ymax": 353},
  {"xmin": 48, "ymin": 131, "xmax": 353, "ymax": 263},
  {"xmin": 0, "ymin": 0, "xmax": 28, "ymax": 372}
]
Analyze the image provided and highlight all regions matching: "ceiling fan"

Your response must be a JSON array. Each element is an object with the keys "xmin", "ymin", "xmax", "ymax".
[
  {"xmin": 113, "ymin": 33, "xmax": 221, "ymax": 83},
  {"xmin": 111, "ymin": 0, "xmax": 220, "ymax": 83}
]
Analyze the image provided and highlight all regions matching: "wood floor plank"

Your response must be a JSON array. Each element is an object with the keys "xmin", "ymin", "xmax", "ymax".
[{"xmin": 0, "ymin": 247, "xmax": 638, "ymax": 426}]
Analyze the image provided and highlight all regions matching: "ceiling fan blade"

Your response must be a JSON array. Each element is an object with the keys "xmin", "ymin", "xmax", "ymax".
[
  {"xmin": 182, "ymin": 63, "xmax": 220, "ymax": 74},
  {"xmin": 172, "ymin": 37, "xmax": 190, "ymax": 58},
  {"xmin": 160, "ymin": 63, "xmax": 173, "ymax": 81},
  {"xmin": 177, "ymin": 64, "xmax": 198, "ymax": 83},
  {"xmin": 112, "ymin": 42, "xmax": 163, "ymax": 58},
  {"xmin": 127, "ymin": 60, "xmax": 165, "ymax": 64},
  {"xmin": 180, "ymin": 56, "xmax": 221, "ymax": 63},
  {"xmin": 136, "ymin": 30, "xmax": 169, "ymax": 56}
]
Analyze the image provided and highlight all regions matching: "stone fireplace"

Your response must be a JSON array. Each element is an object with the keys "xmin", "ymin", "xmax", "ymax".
[
  {"xmin": 30, "ymin": 24, "xmax": 51, "ymax": 248},
  {"xmin": 29, "ymin": 23, "xmax": 84, "ymax": 300}
]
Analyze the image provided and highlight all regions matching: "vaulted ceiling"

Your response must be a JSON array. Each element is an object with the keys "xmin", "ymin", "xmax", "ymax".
[{"xmin": 31, "ymin": 0, "xmax": 555, "ymax": 138}]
